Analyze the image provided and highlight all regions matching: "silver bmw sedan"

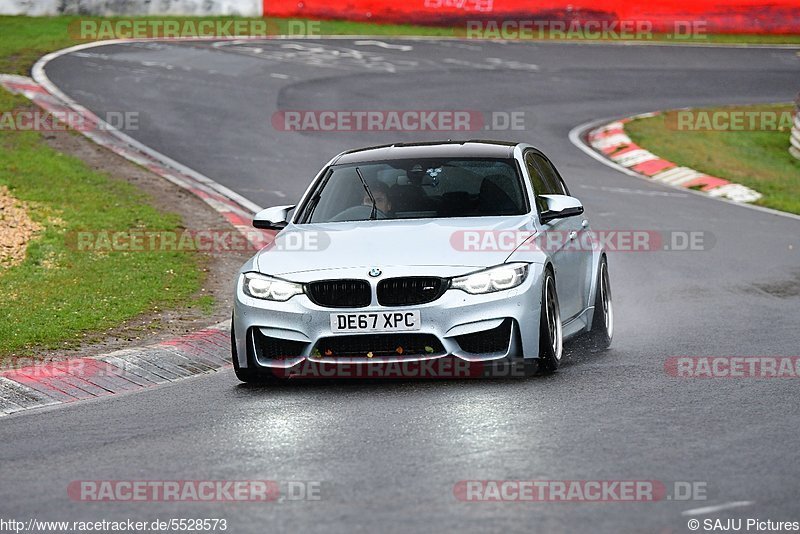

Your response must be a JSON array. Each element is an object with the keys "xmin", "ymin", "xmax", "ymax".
[{"xmin": 232, "ymin": 140, "xmax": 612, "ymax": 381}]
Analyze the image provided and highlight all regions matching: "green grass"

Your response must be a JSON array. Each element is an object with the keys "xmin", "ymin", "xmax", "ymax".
[
  {"xmin": 625, "ymin": 103, "xmax": 800, "ymax": 214},
  {"xmin": 0, "ymin": 92, "xmax": 209, "ymax": 357}
]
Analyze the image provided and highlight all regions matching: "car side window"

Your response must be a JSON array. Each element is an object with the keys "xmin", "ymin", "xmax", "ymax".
[
  {"xmin": 524, "ymin": 153, "xmax": 550, "ymax": 213},
  {"xmin": 530, "ymin": 153, "xmax": 567, "ymax": 196}
]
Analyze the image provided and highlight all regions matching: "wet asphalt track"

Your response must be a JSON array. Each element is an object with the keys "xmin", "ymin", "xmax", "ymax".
[{"xmin": 1, "ymin": 39, "xmax": 799, "ymax": 533}]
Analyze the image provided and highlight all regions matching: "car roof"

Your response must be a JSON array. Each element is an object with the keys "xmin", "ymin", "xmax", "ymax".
[{"xmin": 332, "ymin": 140, "xmax": 520, "ymax": 164}]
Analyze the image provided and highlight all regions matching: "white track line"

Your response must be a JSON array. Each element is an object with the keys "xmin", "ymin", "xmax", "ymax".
[
  {"xmin": 682, "ymin": 501, "xmax": 755, "ymax": 516},
  {"xmin": 353, "ymin": 40, "xmax": 413, "ymax": 51},
  {"xmin": 32, "ymin": 40, "xmax": 263, "ymax": 215}
]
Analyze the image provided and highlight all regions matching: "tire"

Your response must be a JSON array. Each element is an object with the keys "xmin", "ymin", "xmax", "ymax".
[
  {"xmin": 537, "ymin": 267, "xmax": 563, "ymax": 374},
  {"xmin": 588, "ymin": 255, "xmax": 613, "ymax": 351},
  {"xmin": 231, "ymin": 320, "xmax": 276, "ymax": 384}
]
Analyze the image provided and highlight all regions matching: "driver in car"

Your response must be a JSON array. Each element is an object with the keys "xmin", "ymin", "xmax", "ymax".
[{"xmin": 363, "ymin": 180, "xmax": 393, "ymax": 216}]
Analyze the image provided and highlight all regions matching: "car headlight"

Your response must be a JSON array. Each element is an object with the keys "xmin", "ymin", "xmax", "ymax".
[
  {"xmin": 451, "ymin": 263, "xmax": 529, "ymax": 294},
  {"xmin": 242, "ymin": 272, "xmax": 304, "ymax": 301}
]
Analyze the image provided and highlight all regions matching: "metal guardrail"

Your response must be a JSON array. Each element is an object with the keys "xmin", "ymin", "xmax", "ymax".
[{"xmin": 791, "ymin": 93, "xmax": 800, "ymax": 161}]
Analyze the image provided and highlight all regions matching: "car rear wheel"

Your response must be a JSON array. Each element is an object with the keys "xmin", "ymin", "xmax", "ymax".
[
  {"xmin": 537, "ymin": 268, "xmax": 563, "ymax": 374},
  {"xmin": 588, "ymin": 255, "xmax": 613, "ymax": 350}
]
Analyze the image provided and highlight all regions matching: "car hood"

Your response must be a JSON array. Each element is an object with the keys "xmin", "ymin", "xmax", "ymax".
[{"xmin": 255, "ymin": 216, "xmax": 533, "ymax": 276}]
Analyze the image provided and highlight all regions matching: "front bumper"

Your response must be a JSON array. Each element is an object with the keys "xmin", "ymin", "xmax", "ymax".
[{"xmin": 232, "ymin": 264, "xmax": 544, "ymax": 371}]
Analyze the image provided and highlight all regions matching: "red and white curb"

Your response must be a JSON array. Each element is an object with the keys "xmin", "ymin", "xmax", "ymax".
[
  {"xmin": 585, "ymin": 113, "xmax": 763, "ymax": 204},
  {"xmin": 0, "ymin": 323, "xmax": 232, "ymax": 416},
  {"xmin": 0, "ymin": 44, "xmax": 277, "ymax": 416}
]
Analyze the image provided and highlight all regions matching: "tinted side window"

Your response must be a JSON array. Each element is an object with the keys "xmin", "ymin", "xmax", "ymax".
[
  {"xmin": 524, "ymin": 153, "xmax": 549, "ymax": 212},
  {"xmin": 530, "ymin": 154, "xmax": 567, "ymax": 195}
]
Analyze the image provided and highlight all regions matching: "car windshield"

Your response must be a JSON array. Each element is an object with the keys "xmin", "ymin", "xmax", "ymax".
[{"xmin": 301, "ymin": 158, "xmax": 527, "ymax": 223}]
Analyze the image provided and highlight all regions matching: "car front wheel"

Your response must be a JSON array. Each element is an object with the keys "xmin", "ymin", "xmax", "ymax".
[{"xmin": 537, "ymin": 268, "xmax": 563, "ymax": 374}]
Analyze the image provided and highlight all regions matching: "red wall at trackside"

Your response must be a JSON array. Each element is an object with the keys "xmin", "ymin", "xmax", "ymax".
[{"xmin": 263, "ymin": 0, "xmax": 800, "ymax": 34}]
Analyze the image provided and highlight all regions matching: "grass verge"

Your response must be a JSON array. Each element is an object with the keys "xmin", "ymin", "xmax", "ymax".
[
  {"xmin": 625, "ymin": 103, "xmax": 800, "ymax": 215},
  {"xmin": 0, "ymin": 16, "xmax": 219, "ymax": 357},
  {"xmin": 0, "ymin": 87, "xmax": 206, "ymax": 356}
]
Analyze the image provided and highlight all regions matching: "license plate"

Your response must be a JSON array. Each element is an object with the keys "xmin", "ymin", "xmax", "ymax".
[{"xmin": 330, "ymin": 311, "xmax": 421, "ymax": 333}]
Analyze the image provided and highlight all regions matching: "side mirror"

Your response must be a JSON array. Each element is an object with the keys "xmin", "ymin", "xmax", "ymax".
[
  {"xmin": 539, "ymin": 195, "xmax": 584, "ymax": 223},
  {"xmin": 252, "ymin": 205, "xmax": 296, "ymax": 231}
]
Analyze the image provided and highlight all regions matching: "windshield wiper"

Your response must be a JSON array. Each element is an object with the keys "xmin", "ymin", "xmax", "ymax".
[{"xmin": 355, "ymin": 166, "xmax": 378, "ymax": 220}]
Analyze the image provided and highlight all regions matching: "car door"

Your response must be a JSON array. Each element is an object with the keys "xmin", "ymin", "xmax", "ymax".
[{"xmin": 526, "ymin": 152, "xmax": 589, "ymax": 322}]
